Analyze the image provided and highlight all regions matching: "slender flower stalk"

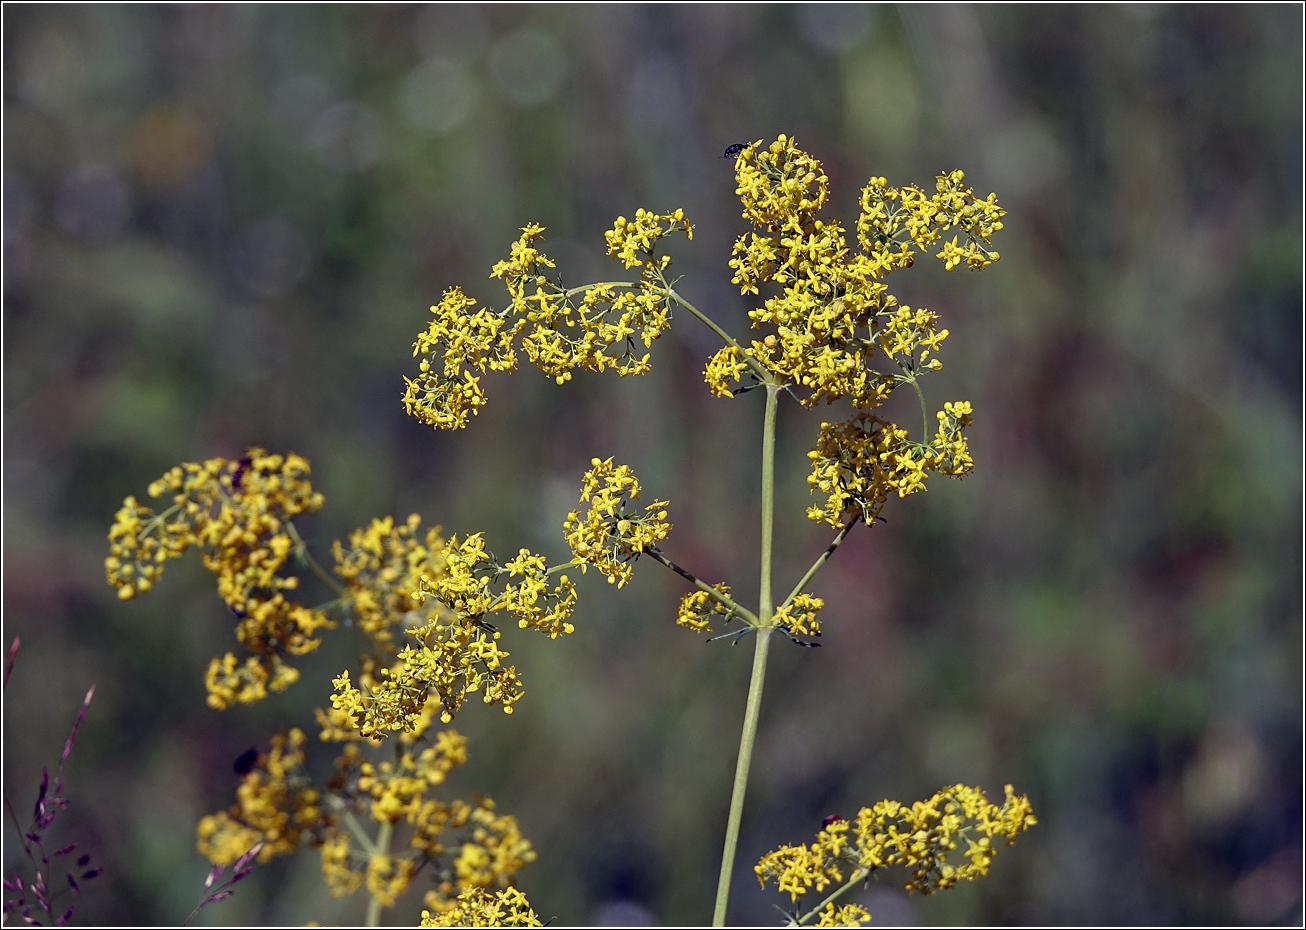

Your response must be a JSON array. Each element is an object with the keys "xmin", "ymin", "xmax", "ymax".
[
  {"xmin": 364, "ymin": 821, "xmax": 393, "ymax": 928},
  {"xmin": 712, "ymin": 382, "xmax": 782, "ymax": 925}
]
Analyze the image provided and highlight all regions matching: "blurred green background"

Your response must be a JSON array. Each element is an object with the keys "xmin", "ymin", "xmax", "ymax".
[{"xmin": 3, "ymin": 4, "xmax": 1301, "ymax": 926}]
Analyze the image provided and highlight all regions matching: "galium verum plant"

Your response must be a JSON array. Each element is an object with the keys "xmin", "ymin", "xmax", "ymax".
[
  {"xmin": 105, "ymin": 135, "xmax": 1034, "ymax": 926},
  {"xmin": 394, "ymin": 134, "xmax": 1034, "ymax": 925}
]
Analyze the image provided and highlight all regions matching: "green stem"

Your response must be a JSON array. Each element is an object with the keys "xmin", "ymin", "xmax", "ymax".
[
  {"xmin": 712, "ymin": 628, "xmax": 773, "ymax": 926},
  {"xmin": 563, "ymin": 281, "xmax": 637, "ymax": 297},
  {"xmin": 794, "ymin": 867, "xmax": 871, "ymax": 926},
  {"xmin": 909, "ymin": 377, "xmax": 930, "ymax": 445},
  {"xmin": 778, "ymin": 519, "xmax": 857, "ymax": 612},
  {"xmin": 286, "ymin": 522, "xmax": 350, "ymax": 600},
  {"xmin": 364, "ymin": 820, "xmax": 394, "ymax": 927},
  {"xmin": 712, "ymin": 383, "xmax": 781, "ymax": 926},
  {"xmin": 326, "ymin": 796, "xmax": 380, "ymax": 858},
  {"xmin": 668, "ymin": 289, "xmax": 772, "ymax": 383},
  {"xmin": 646, "ymin": 548, "xmax": 761, "ymax": 627},
  {"xmin": 758, "ymin": 385, "xmax": 779, "ymax": 625}
]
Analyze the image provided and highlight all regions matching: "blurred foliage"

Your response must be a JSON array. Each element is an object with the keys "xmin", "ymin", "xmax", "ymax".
[{"xmin": 3, "ymin": 4, "xmax": 1301, "ymax": 926}]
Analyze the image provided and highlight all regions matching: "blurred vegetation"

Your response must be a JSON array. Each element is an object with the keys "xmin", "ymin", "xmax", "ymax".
[{"xmin": 3, "ymin": 4, "xmax": 1301, "ymax": 926}]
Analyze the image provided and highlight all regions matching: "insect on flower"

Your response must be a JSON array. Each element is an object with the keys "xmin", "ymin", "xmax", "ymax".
[
  {"xmin": 721, "ymin": 143, "xmax": 747, "ymax": 160},
  {"xmin": 233, "ymin": 747, "xmax": 260, "ymax": 776},
  {"xmin": 227, "ymin": 455, "xmax": 253, "ymax": 491}
]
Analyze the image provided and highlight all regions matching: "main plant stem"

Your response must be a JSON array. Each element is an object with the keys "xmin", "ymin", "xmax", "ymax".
[
  {"xmin": 364, "ymin": 820, "xmax": 394, "ymax": 927},
  {"xmin": 712, "ymin": 383, "xmax": 781, "ymax": 926}
]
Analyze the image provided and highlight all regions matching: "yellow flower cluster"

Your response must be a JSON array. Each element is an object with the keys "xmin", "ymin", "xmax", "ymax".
[
  {"xmin": 814, "ymin": 903, "xmax": 872, "ymax": 928},
  {"xmin": 196, "ymin": 725, "xmax": 538, "ymax": 916},
  {"xmin": 563, "ymin": 457, "xmax": 671, "ymax": 587},
  {"xmin": 406, "ymin": 213, "xmax": 690, "ymax": 430},
  {"xmin": 317, "ymin": 731, "xmax": 523, "ymax": 907},
  {"xmin": 196, "ymin": 729, "xmax": 329, "ymax": 867},
  {"xmin": 804, "ymin": 404, "xmax": 974, "ymax": 529},
  {"xmin": 420, "ymin": 887, "xmax": 541, "ymax": 928},
  {"xmin": 755, "ymin": 784, "xmax": 1036, "ymax": 912},
  {"xmin": 711, "ymin": 136, "xmax": 996, "ymax": 517},
  {"xmin": 858, "ymin": 171, "xmax": 1004, "ymax": 273},
  {"xmin": 772, "ymin": 593, "xmax": 824, "ymax": 638},
  {"xmin": 451, "ymin": 801, "xmax": 537, "ymax": 892},
  {"xmin": 356, "ymin": 729, "xmax": 469, "ymax": 824},
  {"xmin": 333, "ymin": 514, "xmax": 450, "ymax": 647},
  {"xmin": 105, "ymin": 450, "xmax": 333, "ymax": 709},
  {"xmin": 675, "ymin": 584, "xmax": 735, "ymax": 633},
  {"xmin": 329, "ymin": 528, "xmax": 580, "ymax": 736},
  {"xmin": 402, "ymin": 286, "xmax": 519, "ymax": 430},
  {"xmin": 331, "ymin": 621, "xmax": 521, "ymax": 737}
]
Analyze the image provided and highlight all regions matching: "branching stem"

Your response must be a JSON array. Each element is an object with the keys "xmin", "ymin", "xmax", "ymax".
[
  {"xmin": 668, "ymin": 289, "xmax": 772, "ymax": 384},
  {"xmin": 778, "ymin": 519, "xmax": 857, "ymax": 612},
  {"xmin": 646, "ymin": 548, "xmax": 761, "ymax": 627},
  {"xmin": 286, "ymin": 522, "xmax": 349, "ymax": 600},
  {"xmin": 793, "ymin": 867, "xmax": 872, "ymax": 926},
  {"xmin": 712, "ymin": 383, "xmax": 781, "ymax": 926},
  {"xmin": 364, "ymin": 820, "xmax": 393, "ymax": 927}
]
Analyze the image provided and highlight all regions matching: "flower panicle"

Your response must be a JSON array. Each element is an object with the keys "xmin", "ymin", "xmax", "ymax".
[
  {"xmin": 755, "ymin": 784, "xmax": 1036, "ymax": 911},
  {"xmin": 409, "ymin": 213, "xmax": 691, "ymax": 430},
  {"xmin": 563, "ymin": 457, "xmax": 671, "ymax": 588},
  {"xmin": 105, "ymin": 450, "xmax": 331, "ymax": 709},
  {"xmin": 804, "ymin": 405, "xmax": 976, "ymax": 529},
  {"xmin": 196, "ymin": 728, "xmax": 538, "ymax": 921},
  {"xmin": 327, "ymin": 528, "xmax": 576, "ymax": 738},
  {"xmin": 713, "ymin": 136, "xmax": 997, "ymax": 510}
]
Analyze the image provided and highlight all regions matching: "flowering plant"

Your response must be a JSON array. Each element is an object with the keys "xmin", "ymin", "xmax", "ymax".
[{"xmin": 104, "ymin": 135, "xmax": 1032, "ymax": 926}]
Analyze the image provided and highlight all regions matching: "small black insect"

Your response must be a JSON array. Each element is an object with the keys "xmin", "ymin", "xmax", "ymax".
[
  {"xmin": 233, "ymin": 747, "xmax": 261, "ymax": 776},
  {"xmin": 721, "ymin": 143, "xmax": 747, "ymax": 160},
  {"xmin": 821, "ymin": 814, "xmax": 845, "ymax": 828},
  {"xmin": 229, "ymin": 454, "xmax": 253, "ymax": 491}
]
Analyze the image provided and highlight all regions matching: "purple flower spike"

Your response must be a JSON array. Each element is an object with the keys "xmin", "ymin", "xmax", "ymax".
[
  {"xmin": 66, "ymin": 873, "xmax": 80, "ymax": 895},
  {"xmin": 60, "ymin": 686, "xmax": 95, "ymax": 767},
  {"xmin": 80, "ymin": 868, "xmax": 103, "ymax": 881},
  {"xmin": 54, "ymin": 845, "xmax": 76, "ymax": 858},
  {"xmin": 206, "ymin": 890, "xmax": 233, "ymax": 904},
  {"xmin": 204, "ymin": 864, "xmax": 224, "ymax": 889},
  {"xmin": 2, "ymin": 899, "xmax": 16, "ymax": 913},
  {"xmin": 3, "ymin": 636, "xmax": 18, "ymax": 690},
  {"xmin": 75, "ymin": 855, "xmax": 90, "ymax": 867},
  {"xmin": 55, "ymin": 905, "xmax": 74, "ymax": 926},
  {"xmin": 232, "ymin": 842, "xmax": 264, "ymax": 874},
  {"xmin": 34, "ymin": 769, "xmax": 49, "ymax": 819}
]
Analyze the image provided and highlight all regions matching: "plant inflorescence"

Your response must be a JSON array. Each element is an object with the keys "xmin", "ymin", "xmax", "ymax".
[{"xmin": 102, "ymin": 135, "xmax": 1031, "ymax": 926}]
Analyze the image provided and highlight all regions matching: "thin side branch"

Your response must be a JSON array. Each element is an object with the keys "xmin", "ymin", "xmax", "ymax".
[{"xmin": 646, "ymin": 548, "xmax": 760, "ymax": 627}]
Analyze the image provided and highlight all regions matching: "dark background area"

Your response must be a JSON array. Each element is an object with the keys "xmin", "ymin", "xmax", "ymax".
[{"xmin": 3, "ymin": 4, "xmax": 1301, "ymax": 926}]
